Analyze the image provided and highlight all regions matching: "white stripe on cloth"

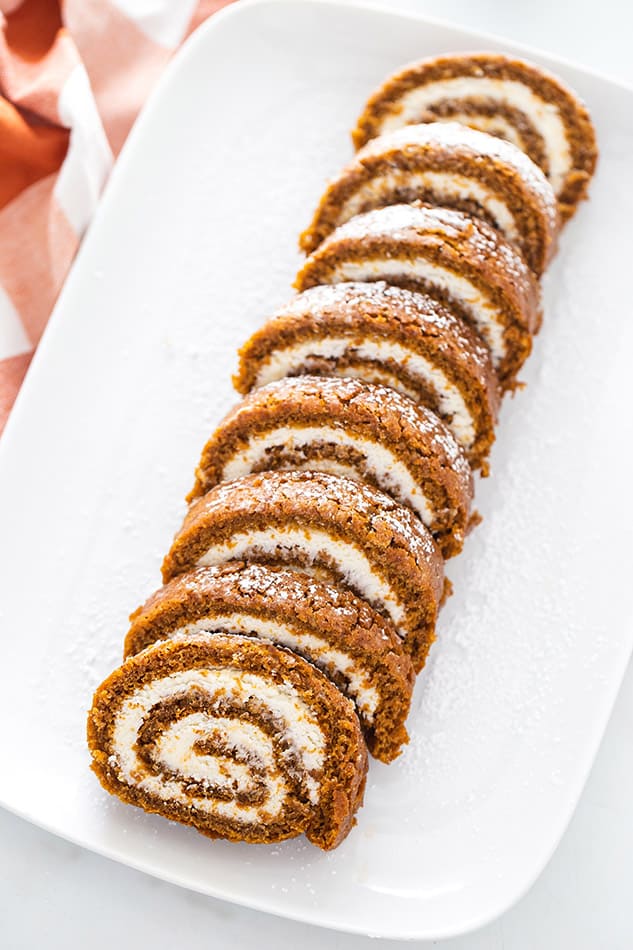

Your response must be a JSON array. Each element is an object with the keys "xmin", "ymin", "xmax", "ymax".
[
  {"xmin": 111, "ymin": 0, "xmax": 200, "ymax": 47},
  {"xmin": 54, "ymin": 65, "xmax": 114, "ymax": 238},
  {"xmin": 0, "ymin": 285, "xmax": 31, "ymax": 362}
]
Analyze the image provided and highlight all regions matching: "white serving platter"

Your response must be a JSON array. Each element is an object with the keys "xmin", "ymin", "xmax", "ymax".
[{"xmin": 1, "ymin": 0, "xmax": 632, "ymax": 940}]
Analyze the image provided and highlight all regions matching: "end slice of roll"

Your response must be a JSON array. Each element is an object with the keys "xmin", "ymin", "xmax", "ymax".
[
  {"xmin": 234, "ymin": 282, "xmax": 500, "ymax": 472},
  {"xmin": 301, "ymin": 121, "xmax": 559, "ymax": 275},
  {"xmin": 294, "ymin": 204, "xmax": 540, "ymax": 390},
  {"xmin": 351, "ymin": 52, "xmax": 598, "ymax": 220},
  {"xmin": 188, "ymin": 375, "xmax": 473, "ymax": 558},
  {"xmin": 125, "ymin": 563, "xmax": 415, "ymax": 762},
  {"xmin": 162, "ymin": 470, "xmax": 444, "ymax": 672},
  {"xmin": 88, "ymin": 633, "xmax": 368, "ymax": 850}
]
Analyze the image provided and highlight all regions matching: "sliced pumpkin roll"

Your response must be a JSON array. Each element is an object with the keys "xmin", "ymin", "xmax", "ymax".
[
  {"xmin": 162, "ymin": 470, "xmax": 444, "ymax": 672},
  {"xmin": 124, "ymin": 563, "xmax": 415, "ymax": 762},
  {"xmin": 87, "ymin": 633, "xmax": 368, "ymax": 850},
  {"xmin": 188, "ymin": 376, "xmax": 473, "ymax": 557},
  {"xmin": 301, "ymin": 121, "xmax": 559, "ymax": 276},
  {"xmin": 294, "ymin": 204, "xmax": 540, "ymax": 390},
  {"xmin": 234, "ymin": 282, "xmax": 499, "ymax": 472},
  {"xmin": 351, "ymin": 52, "xmax": 597, "ymax": 221}
]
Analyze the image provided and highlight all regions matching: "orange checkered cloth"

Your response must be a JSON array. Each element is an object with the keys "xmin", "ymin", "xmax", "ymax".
[{"xmin": 0, "ymin": 0, "xmax": 233, "ymax": 435}]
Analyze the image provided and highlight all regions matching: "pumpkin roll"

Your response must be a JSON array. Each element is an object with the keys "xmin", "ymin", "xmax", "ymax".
[
  {"xmin": 87, "ymin": 633, "xmax": 367, "ymax": 850},
  {"xmin": 125, "ymin": 563, "xmax": 415, "ymax": 762},
  {"xmin": 301, "ymin": 122, "xmax": 559, "ymax": 276},
  {"xmin": 162, "ymin": 470, "xmax": 444, "ymax": 672},
  {"xmin": 188, "ymin": 376, "xmax": 473, "ymax": 557},
  {"xmin": 351, "ymin": 52, "xmax": 597, "ymax": 221},
  {"xmin": 234, "ymin": 282, "xmax": 499, "ymax": 472},
  {"xmin": 294, "ymin": 204, "xmax": 539, "ymax": 390}
]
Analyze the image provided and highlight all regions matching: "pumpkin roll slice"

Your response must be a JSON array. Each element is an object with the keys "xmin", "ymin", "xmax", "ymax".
[
  {"xmin": 351, "ymin": 52, "xmax": 598, "ymax": 221},
  {"xmin": 87, "ymin": 633, "xmax": 367, "ymax": 850},
  {"xmin": 301, "ymin": 122, "xmax": 559, "ymax": 276},
  {"xmin": 125, "ymin": 564, "xmax": 415, "ymax": 762},
  {"xmin": 162, "ymin": 470, "xmax": 444, "ymax": 672},
  {"xmin": 294, "ymin": 204, "xmax": 540, "ymax": 390},
  {"xmin": 234, "ymin": 282, "xmax": 499, "ymax": 472},
  {"xmin": 188, "ymin": 376, "xmax": 473, "ymax": 558}
]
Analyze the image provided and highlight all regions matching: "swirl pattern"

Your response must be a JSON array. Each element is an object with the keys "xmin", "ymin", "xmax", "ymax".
[
  {"xmin": 161, "ymin": 469, "xmax": 445, "ymax": 672},
  {"xmin": 301, "ymin": 122, "xmax": 559, "ymax": 277},
  {"xmin": 124, "ymin": 563, "xmax": 416, "ymax": 763},
  {"xmin": 351, "ymin": 52, "xmax": 598, "ymax": 220},
  {"xmin": 88, "ymin": 633, "xmax": 368, "ymax": 849},
  {"xmin": 233, "ymin": 282, "xmax": 500, "ymax": 471},
  {"xmin": 294, "ymin": 203, "xmax": 540, "ymax": 390},
  {"xmin": 187, "ymin": 375, "xmax": 473, "ymax": 558}
]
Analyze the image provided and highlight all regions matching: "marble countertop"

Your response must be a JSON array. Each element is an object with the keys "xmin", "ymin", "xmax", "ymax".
[{"xmin": 2, "ymin": 1, "xmax": 632, "ymax": 947}]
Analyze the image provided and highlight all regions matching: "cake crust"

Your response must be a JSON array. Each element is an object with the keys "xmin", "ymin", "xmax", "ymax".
[
  {"xmin": 162, "ymin": 470, "xmax": 445, "ymax": 672},
  {"xmin": 294, "ymin": 204, "xmax": 540, "ymax": 390},
  {"xmin": 301, "ymin": 121, "xmax": 559, "ymax": 275},
  {"xmin": 351, "ymin": 52, "xmax": 598, "ymax": 220},
  {"xmin": 188, "ymin": 375, "xmax": 474, "ymax": 558},
  {"xmin": 234, "ymin": 282, "xmax": 500, "ymax": 471},
  {"xmin": 88, "ymin": 633, "xmax": 368, "ymax": 850},
  {"xmin": 125, "ymin": 563, "xmax": 416, "ymax": 762}
]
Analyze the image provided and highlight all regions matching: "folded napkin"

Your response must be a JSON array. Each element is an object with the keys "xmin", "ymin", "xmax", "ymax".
[{"xmin": 0, "ymin": 0, "xmax": 233, "ymax": 435}]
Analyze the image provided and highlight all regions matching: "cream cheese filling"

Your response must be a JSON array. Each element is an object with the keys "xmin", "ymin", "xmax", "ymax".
[
  {"xmin": 110, "ymin": 667, "xmax": 325, "ymax": 821},
  {"xmin": 173, "ymin": 615, "xmax": 380, "ymax": 719},
  {"xmin": 195, "ymin": 527, "xmax": 407, "ymax": 631},
  {"xmin": 220, "ymin": 425, "xmax": 434, "ymax": 524},
  {"xmin": 324, "ymin": 259, "xmax": 506, "ymax": 365},
  {"xmin": 157, "ymin": 714, "xmax": 273, "ymax": 788},
  {"xmin": 253, "ymin": 337, "xmax": 476, "ymax": 448},
  {"xmin": 338, "ymin": 170, "xmax": 519, "ymax": 241},
  {"xmin": 378, "ymin": 77, "xmax": 571, "ymax": 194}
]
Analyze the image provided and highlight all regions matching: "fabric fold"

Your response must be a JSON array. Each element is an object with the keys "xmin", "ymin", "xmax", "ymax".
[{"xmin": 0, "ymin": 0, "xmax": 234, "ymax": 435}]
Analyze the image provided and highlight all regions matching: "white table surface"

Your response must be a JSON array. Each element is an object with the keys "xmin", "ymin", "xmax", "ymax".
[{"xmin": 2, "ymin": 1, "xmax": 632, "ymax": 946}]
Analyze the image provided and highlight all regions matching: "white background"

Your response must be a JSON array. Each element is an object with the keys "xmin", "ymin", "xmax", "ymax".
[{"xmin": 2, "ymin": 0, "xmax": 632, "ymax": 946}]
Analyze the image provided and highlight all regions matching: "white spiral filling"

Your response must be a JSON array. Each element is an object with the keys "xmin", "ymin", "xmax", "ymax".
[
  {"xmin": 378, "ymin": 77, "xmax": 571, "ymax": 195},
  {"xmin": 173, "ymin": 615, "xmax": 380, "ymax": 719},
  {"xmin": 338, "ymin": 170, "xmax": 519, "ymax": 241},
  {"xmin": 110, "ymin": 668, "xmax": 325, "ymax": 821},
  {"xmin": 158, "ymin": 714, "xmax": 273, "ymax": 788},
  {"xmin": 253, "ymin": 337, "xmax": 476, "ymax": 448},
  {"xmin": 220, "ymin": 425, "xmax": 434, "ymax": 524},
  {"xmin": 195, "ymin": 527, "xmax": 407, "ymax": 632},
  {"xmin": 324, "ymin": 259, "xmax": 506, "ymax": 365}
]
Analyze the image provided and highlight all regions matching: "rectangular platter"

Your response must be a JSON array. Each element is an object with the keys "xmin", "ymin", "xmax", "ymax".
[{"xmin": 1, "ymin": 0, "xmax": 632, "ymax": 939}]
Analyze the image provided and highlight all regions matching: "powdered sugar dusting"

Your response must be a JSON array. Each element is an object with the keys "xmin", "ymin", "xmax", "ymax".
[
  {"xmin": 170, "ymin": 562, "xmax": 401, "ymax": 645},
  {"xmin": 0, "ymin": 9, "xmax": 622, "ymax": 926},
  {"xmin": 227, "ymin": 373, "xmax": 471, "ymax": 475},
  {"xmin": 297, "ymin": 206, "xmax": 539, "ymax": 366},
  {"xmin": 360, "ymin": 121, "xmax": 559, "ymax": 229},
  {"xmin": 325, "ymin": 202, "xmax": 469, "ymax": 244},
  {"xmin": 185, "ymin": 469, "xmax": 442, "ymax": 571},
  {"xmin": 311, "ymin": 203, "xmax": 536, "ymax": 300},
  {"xmin": 356, "ymin": 54, "xmax": 597, "ymax": 198},
  {"xmin": 279, "ymin": 282, "xmax": 496, "ymax": 379}
]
